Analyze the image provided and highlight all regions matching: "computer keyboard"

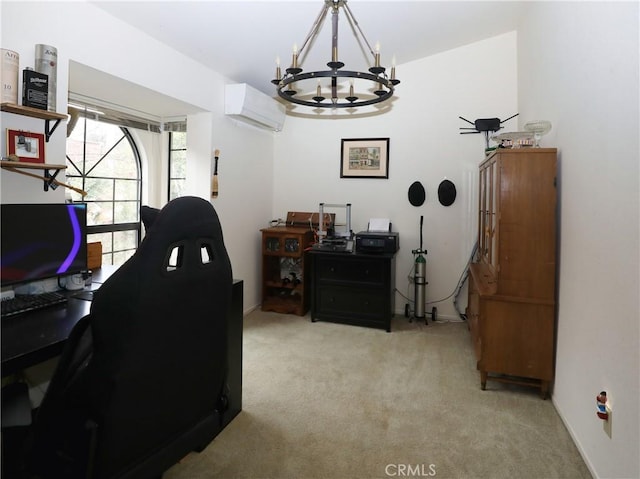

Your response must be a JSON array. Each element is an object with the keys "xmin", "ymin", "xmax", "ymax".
[{"xmin": 1, "ymin": 291, "xmax": 68, "ymax": 318}]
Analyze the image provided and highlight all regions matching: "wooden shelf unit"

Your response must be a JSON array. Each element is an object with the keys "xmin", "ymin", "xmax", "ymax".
[
  {"xmin": 0, "ymin": 161, "xmax": 86, "ymax": 196},
  {"xmin": 467, "ymin": 148, "xmax": 558, "ymax": 398},
  {"xmin": 260, "ymin": 225, "xmax": 315, "ymax": 316},
  {"xmin": 1, "ymin": 103, "xmax": 85, "ymax": 196},
  {"xmin": 1, "ymin": 103, "xmax": 67, "ymax": 141}
]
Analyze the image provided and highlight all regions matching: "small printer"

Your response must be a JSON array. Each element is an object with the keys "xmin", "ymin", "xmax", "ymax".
[{"xmin": 355, "ymin": 231, "xmax": 399, "ymax": 254}]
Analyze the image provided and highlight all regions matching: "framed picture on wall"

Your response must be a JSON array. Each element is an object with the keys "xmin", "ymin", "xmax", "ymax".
[
  {"xmin": 340, "ymin": 138, "xmax": 389, "ymax": 178},
  {"xmin": 6, "ymin": 129, "xmax": 45, "ymax": 163}
]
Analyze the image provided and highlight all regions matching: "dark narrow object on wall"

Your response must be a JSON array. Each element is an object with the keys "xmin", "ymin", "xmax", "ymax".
[{"xmin": 212, "ymin": 149, "xmax": 220, "ymax": 198}]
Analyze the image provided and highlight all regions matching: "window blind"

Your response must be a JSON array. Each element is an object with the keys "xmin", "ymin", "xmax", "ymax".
[{"xmin": 67, "ymin": 93, "xmax": 186, "ymax": 134}]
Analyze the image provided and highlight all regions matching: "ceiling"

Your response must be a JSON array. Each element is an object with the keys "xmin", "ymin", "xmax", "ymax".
[{"xmin": 84, "ymin": 1, "xmax": 526, "ymax": 117}]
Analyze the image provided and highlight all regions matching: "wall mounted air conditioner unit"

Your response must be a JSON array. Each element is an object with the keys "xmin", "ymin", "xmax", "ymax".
[{"xmin": 225, "ymin": 83, "xmax": 286, "ymax": 132}]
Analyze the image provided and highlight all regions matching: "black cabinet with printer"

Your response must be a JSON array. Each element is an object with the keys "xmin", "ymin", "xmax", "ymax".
[{"xmin": 310, "ymin": 250, "xmax": 396, "ymax": 332}]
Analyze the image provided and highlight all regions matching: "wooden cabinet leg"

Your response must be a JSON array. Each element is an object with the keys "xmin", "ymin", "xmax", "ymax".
[
  {"xmin": 480, "ymin": 371, "xmax": 487, "ymax": 390},
  {"xmin": 540, "ymin": 381, "xmax": 549, "ymax": 400}
]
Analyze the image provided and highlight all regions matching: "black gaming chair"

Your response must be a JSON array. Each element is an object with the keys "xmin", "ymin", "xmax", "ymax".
[{"xmin": 24, "ymin": 196, "xmax": 233, "ymax": 478}]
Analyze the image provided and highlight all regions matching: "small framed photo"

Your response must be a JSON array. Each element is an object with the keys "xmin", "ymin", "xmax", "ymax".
[
  {"xmin": 340, "ymin": 138, "xmax": 389, "ymax": 178},
  {"xmin": 6, "ymin": 129, "xmax": 45, "ymax": 163}
]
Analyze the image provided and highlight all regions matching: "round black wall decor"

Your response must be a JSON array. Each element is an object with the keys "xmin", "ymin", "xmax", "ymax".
[
  {"xmin": 408, "ymin": 181, "xmax": 426, "ymax": 206},
  {"xmin": 438, "ymin": 179, "xmax": 457, "ymax": 206}
]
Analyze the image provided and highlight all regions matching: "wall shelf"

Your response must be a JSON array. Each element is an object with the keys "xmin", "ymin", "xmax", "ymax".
[
  {"xmin": 1, "ymin": 103, "xmax": 67, "ymax": 141},
  {"xmin": 0, "ymin": 161, "xmax": 86, "ymax": 196}
]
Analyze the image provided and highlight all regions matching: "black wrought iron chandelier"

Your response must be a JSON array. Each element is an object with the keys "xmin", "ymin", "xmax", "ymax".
[{"xmin": 271, "ymin": 0, "xmax": 400, "ymax": 109}]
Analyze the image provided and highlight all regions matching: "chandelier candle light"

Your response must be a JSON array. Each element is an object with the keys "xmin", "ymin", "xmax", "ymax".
[{"xmin": 272, "ymin": 0, "xmax": 400, "ymax": 108}]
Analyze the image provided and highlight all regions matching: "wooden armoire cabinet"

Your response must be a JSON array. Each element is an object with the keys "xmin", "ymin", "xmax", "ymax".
[{"xmin": 467, "ymin": 148, "xmax": 557, "ymax": 398}]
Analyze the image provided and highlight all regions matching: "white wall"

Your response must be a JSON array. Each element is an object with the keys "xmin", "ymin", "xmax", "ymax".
[
  {"xmin": 518, "ymin": 2, "xmax": 639, "ymax": 478},
  {"xmin": 0, "ymin": 0, "xmax": 275, "ymax": 312},
  {"xmin": 274, "ymin": 32, "xmax": 518, "ymax": 319},
  {"xmin": 210, "ymin": 118, "xmax": 276, "ymax": 309}
]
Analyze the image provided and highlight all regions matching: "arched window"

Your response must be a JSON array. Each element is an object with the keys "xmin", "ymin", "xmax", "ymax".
[{"xmin": 66, "ymin": 114, "xmax": 142, "ymax": 266}]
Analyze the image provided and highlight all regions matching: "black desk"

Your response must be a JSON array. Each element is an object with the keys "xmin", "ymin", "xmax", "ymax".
[
  {"xmin": 1, "ymin": 266, "xmax": 116, "ymax": 377},
  {"xmin": 1, "ymin": 269, "xmax": 244, "ymax": 432}
]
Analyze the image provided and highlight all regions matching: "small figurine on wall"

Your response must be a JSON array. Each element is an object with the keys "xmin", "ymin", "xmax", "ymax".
[{"xmin": 596, "ymin": 391, "xmax": 609, "ymax": 420}]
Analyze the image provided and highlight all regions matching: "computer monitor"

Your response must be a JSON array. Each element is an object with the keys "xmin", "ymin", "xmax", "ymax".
[{"xmin": 1, "ymin": 203, "xmax": 88, "ymax": 287}]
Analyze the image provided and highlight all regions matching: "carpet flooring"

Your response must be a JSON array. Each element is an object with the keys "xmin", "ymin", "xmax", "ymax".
[{"xmin": 165, "ymin": 310, "xmax": 591, "ymax": 479}]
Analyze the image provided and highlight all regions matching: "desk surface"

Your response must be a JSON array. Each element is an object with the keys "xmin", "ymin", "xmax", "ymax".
[{"xmin": 1, "ymin": 265, "xmax": 119, "ymax": 376}]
